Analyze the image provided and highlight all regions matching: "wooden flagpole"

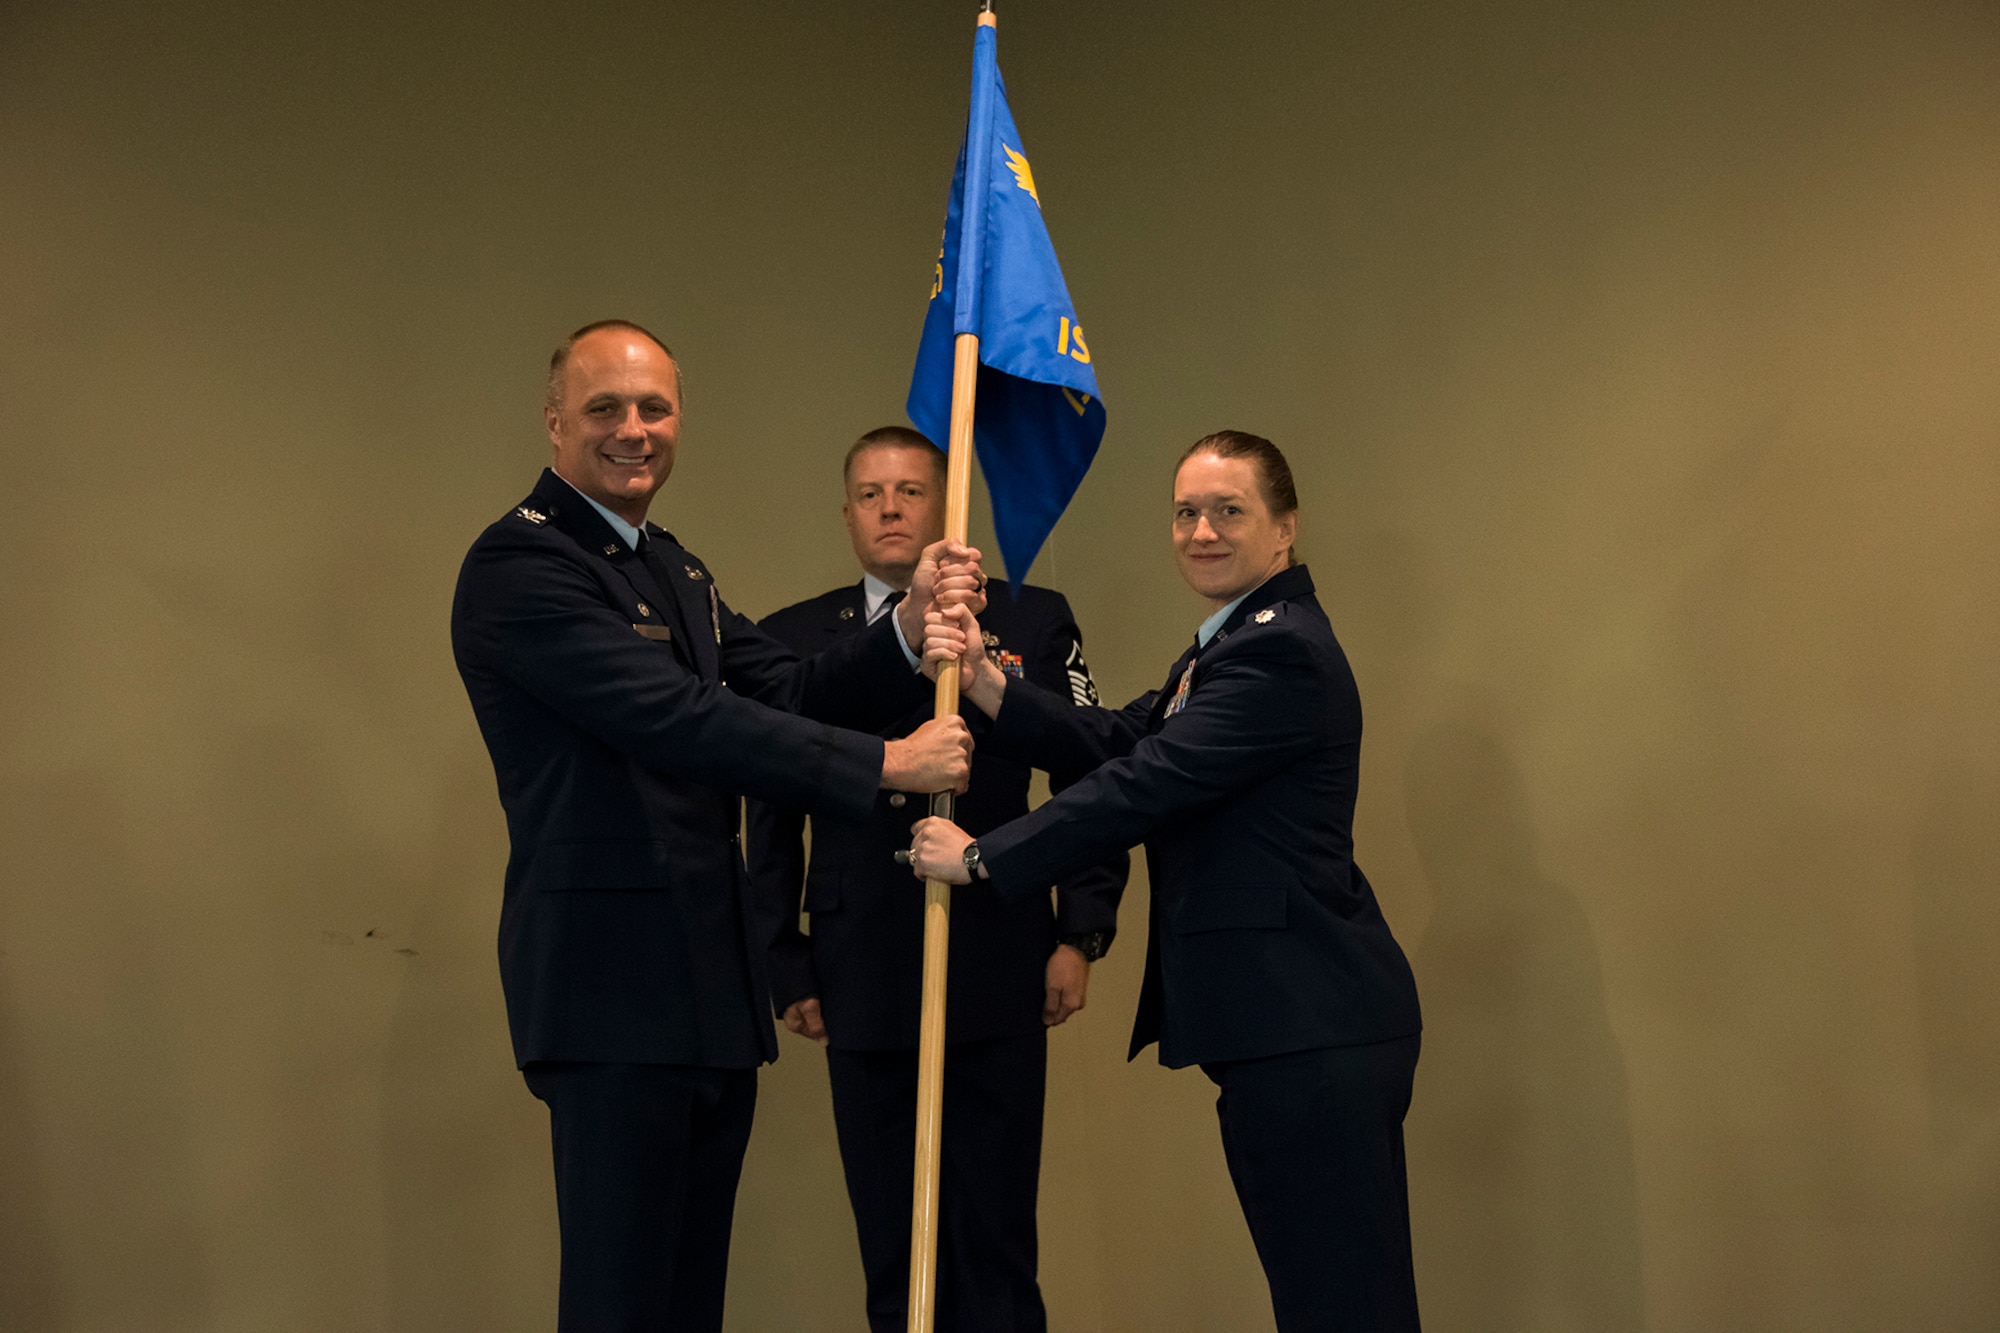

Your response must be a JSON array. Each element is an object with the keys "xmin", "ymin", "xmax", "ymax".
[
  {"xmin": 907, "ymin": 328, "xmax": 982, "ymax": 1333},
  {"xmin": 909, "ymin": 12, "xmax": 996, "ymax": 1329}
]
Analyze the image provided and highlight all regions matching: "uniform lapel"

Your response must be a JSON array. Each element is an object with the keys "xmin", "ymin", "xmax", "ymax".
[
  {"xmin": 1148, "ymin": 566, "xmax": 1318, "ymax": 729},
  {"xmin": 530, "ymin": 470, "xmax": 698, "ymax": 672},
  {"xmin": 622, "ymin": 545, "xmax": 696, "ymax": 669},
  {"xmin": 644, "ymin": 530, "xmax": 719, "ymax": 682},
  {"xmin": 827, "ymin": 582, "xmax": 868, "ymax": 641}
]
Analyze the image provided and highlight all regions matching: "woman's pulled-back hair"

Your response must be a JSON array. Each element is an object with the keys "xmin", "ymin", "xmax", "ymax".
[{"xmin": 1176, "ymin": 430, "xmax": 1299, "ymax": 517}]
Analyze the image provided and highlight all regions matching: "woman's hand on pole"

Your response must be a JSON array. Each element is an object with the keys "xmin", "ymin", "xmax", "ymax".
[
  {"xmin": 925, "ymin": 603, "xmax": 1008, "ymax": 714},
  {"xmin": 907, "ymin": 816, "xmax": 976, "ymax": 883}
]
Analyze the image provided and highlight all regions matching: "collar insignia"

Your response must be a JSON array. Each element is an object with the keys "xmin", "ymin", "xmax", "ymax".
[
  {"xmin": 515, "ymin": 506, "xmax": 548, "ymax": 525},
  {"xmin": 838, "ymin": 607, "xmax": 856, "ymax": 621},
  {"xmin": 1254, "ymin": 608, "xmax": 1277, "ymax": 624}
]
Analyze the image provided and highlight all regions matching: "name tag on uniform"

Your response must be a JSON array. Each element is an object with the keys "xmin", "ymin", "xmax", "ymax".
[
  {"xmin": 633, "ymin": 624, "xmax": 672, "ymax": 641},
  {"xmin": 1163, "ymin": 661, "xmax": 1195, "ymax": 718}
]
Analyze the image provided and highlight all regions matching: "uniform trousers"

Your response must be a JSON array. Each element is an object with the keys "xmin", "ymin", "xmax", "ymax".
[
  {"xmin": 1202, "ymin": 1035, "xmax": 1422, "ymax": 1333},
  {"xmin": 524, "ymin": 1061, "xmax": 758, "ymax": 1333},
  {"xmin": 826, "ymin": 1030, "xmax": 1048, "ymax": 1333}
]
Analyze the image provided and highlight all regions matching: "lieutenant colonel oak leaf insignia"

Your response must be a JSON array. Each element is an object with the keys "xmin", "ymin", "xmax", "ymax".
[
  {"xmin": 1254, "ymin": 608, "xmax": 1277, "ymax": 624},
  {"xmin": 1002, "ymin": 144, "xmax": 1039, "ymax": 207}
]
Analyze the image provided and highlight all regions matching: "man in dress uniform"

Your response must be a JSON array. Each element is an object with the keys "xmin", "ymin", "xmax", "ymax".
[
  {"xmin": 451, "ymin": 325, "xmax": 983, "ymax": 1332},
  {"xmin": 746, "ymin": 426, "xmax": 1126, "ymax": 1333}
]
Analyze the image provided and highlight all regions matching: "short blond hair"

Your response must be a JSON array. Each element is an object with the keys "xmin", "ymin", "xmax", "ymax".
[{"xmin": 843, "ymin": 426, "xmax": 945, "ymax": 486}]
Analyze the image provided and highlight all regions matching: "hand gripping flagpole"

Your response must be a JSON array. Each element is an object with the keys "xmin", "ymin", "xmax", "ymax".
[{"xmin": 908, "ymin": 18, "xmax": 997, "ymax": 1331}]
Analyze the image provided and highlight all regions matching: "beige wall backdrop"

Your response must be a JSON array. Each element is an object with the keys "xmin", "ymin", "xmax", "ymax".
[{"xmin": 3, "ymin": 0, "xmax": 1996, "ymax": 1328}]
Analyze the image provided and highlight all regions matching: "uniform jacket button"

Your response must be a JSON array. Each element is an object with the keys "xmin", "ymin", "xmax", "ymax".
[{"xmin": 888, "ymin": 792, "xmax": 907, "ymax": 808}]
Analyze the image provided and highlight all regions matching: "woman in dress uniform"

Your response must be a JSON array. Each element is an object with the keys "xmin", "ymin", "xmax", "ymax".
[{"xmin": 909, "ymin": 430, "xmax": 1423, "ymax": 1333}]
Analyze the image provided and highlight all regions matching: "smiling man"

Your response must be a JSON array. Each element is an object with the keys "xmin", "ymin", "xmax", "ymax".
[
  {"xmin": 745, "ymin": 426, "xmax": 1125, "ymax": 1333},
  {"xmin": 450, "ymin": 324, "xmax": 983, "ymax": 1332},
  {"xmin": 541, "ymin": 321, "xmax": 685, "ymax": 520}
]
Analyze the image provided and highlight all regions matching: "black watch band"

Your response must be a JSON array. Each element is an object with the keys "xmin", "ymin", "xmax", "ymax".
[{"xmin": 1057, "ymin": 930, "xmax": 1111, "ymax": 963}]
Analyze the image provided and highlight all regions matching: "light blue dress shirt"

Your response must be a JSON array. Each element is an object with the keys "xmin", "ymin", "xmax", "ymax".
[
  {"xmin": 1197, "ymin": 590, "xmax": 1253, "ymax": 648},
  {"xmin": 862, "ymin": 573, "xmax": 923, "ymax": 668},
  {"xmin": 556, "ymin": 474, "xmax": 644, "ymax": 550}
]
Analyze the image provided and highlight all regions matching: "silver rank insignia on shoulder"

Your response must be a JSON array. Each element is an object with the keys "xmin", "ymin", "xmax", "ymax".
[
  {"xmin": 685, "ymin": 566, "xmax": 706, "ymax": 581},
  {"xmin": 838, "ymin": 607, "xmax": 856, "ymax": 621},
  {"xmin": 1163, "ymin": 660, "xmax": 1195, "ymax": 719},
  {"xmin": 1254, "ymin": 608, "xmax": 1277, "ymax": 624},
  {"xmin": 515, "ymin": 506, "xmax": 548, "ymax": 525}
]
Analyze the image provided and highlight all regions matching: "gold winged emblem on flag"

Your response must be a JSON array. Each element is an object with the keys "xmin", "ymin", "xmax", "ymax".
[{"xmin": 1002, "ymin": 143, "xmax": 1039, "ymax": 206}]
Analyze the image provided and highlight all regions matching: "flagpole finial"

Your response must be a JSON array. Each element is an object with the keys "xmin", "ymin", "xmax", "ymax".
[{"xmin": 979, "ymin": 3, "xmax": 996, "ymax": 25}]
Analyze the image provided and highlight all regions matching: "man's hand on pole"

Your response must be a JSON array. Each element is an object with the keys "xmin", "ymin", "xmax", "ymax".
[
  {"xmin": 899, "ymin": 539, "xmax": 987, "ymax": 652},
  {"xmin": 882, "ymin": 717, "xmax": 973, "ymax": 794}
]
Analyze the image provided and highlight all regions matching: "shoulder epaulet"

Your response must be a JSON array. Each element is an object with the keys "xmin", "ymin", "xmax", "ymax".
[{"xmin": 513, "ymin": 505, "xmax": 550, "ymax": 525}]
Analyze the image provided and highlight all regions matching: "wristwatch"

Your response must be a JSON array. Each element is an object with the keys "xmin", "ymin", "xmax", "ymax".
[
  {"xmin": 1058, "ymin": 930, "xmax": 1112, "ymax": 962},
  {"xmin": 962, "ymin": 841, "xmax": 983, "ymax": 879}
]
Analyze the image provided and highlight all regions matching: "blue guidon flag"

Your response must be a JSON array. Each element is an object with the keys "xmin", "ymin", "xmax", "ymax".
[{"xmin": 908, "ymin": 17, "xmax": 1105, "ymax": 584}]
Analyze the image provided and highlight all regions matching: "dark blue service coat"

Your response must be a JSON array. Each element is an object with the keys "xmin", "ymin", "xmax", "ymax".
[
  {"xmin": 451, "ymin": 469, "xmax": 928, "ymax": 1071},
  {"xmin": 975, "ymin": 565, "xmax": 1421, "ymax": 1069},
  {"xmin": 747, "ymin": 580, "xmax": 1126, "ymax": 1050}
]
